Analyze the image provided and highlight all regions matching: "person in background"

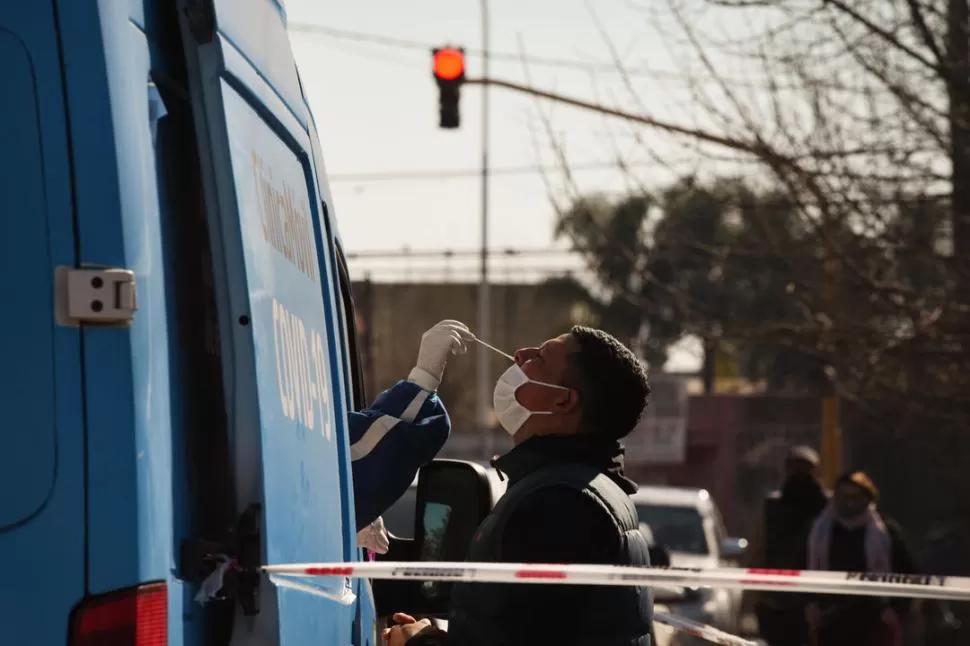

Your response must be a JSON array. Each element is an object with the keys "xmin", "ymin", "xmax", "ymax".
[
  {"xmin": 383, "ymin": 326, "xmax": 654, "ymax": 646},
  {"xmin": 742, "ymin": 445, "xmax": 828, "ymax": 646},
  {"xmin": 805, "ymin": 471, "xmax": 915, "ymax": 646},
  {"xmin": 352, "ymin": 319, "xmax": 472, "ymax": 553}
]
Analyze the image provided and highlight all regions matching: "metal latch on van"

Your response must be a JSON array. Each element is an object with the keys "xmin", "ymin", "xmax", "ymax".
[{"xmin": 55, "ymin": 266, "xmax": 138, "ymax": 327}]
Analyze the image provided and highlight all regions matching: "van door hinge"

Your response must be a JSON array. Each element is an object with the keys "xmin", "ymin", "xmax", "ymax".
[
  {"xmin": 180, "ymin": 503, "xmax": 262, "ymax": 616},
  {"xmin": 55, "ymin": 266, "xmax": 138, "ymax": 328}
]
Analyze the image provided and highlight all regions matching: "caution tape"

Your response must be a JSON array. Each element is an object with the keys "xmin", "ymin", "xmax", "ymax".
[
  {"xmin": 262, "ymin": 561, "xmax": 970, "ymax": 602},
  {"xmin": 264, "ymin": 562, "xmax": 765, "ymax": 645},
  {"xmin": 262, "ymin": 561, "xmax": 966, "ymax": 645}
]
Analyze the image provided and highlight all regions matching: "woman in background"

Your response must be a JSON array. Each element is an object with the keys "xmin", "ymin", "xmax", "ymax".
[{"xmin": 805, "ymin": 471, "xmax": 916, "ymax": 646}]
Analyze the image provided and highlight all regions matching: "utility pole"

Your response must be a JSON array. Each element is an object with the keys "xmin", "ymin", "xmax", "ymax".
[
  {"xmin": 821, "ymin": 387, "xmax": 842, "ymax": 490},
  {"xmin": 477, "ymin": 0, "xmax": 493, "ymax": 460},
  {"xmin": 948, "ymin": 0, "xmax": 970, "ymax": 266},
  {"xmin": 820, "ymin": 236, "xmax": 842, "ymax": 488}
]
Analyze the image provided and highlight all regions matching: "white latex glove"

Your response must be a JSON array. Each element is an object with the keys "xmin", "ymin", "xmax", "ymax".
[
  {"xmin": 357, "ymin": 516, "xmax": 390, "ymax": 555},
  {"xmin": 407, "ymin": 319, "xmax": 472, "ymax": 392}
]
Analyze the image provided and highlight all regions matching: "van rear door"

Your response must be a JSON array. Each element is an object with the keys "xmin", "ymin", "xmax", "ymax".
[
  {"xmin": 0, "ymin": 3, "xmax": 86, "ymax": 642},
  {"xmin": 175, "ymin": 1, "xmax": 359, "ymax": 643}
]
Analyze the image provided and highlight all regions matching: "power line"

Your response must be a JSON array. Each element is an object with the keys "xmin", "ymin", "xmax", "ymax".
[
  {"xmin": 286, "ymin": 23, "xmax": 889, "ymax": 93},
  {"xmin": 327, "ymin": 160, "xmax": 660, "ymax": 182},
  {"xmin": 349, "ymin": 264, "xmax": 583, "ymax": 273},
  {"xmin": 345, "ymin": 247, "xmax": 578, "ymax": 259},
  {"xmin": 346, "ymin": 265, "xmax": 586, "ymax": 278},
  {"xmin": 289, "ymin": 23, "xmax": 443, "ymax": 53},
  {"xmin": 287, "ymin": 22, "xmax": 688, "ymax": 79}
]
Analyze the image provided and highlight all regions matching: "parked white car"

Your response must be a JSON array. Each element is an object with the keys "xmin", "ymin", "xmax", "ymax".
[{"xmin": 631, "ymin": 485, "xmax": 748, "ymax": 643}]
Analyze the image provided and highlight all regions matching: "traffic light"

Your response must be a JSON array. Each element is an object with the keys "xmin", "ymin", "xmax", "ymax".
[{"xmin": 432, "ymin": 47, "xmax": 465, "ymax": 129}]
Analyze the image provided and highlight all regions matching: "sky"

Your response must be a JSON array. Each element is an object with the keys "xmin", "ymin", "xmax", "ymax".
[{"xmin": 283, "ymin": 0, "xmax": 773, "ymax": 370}]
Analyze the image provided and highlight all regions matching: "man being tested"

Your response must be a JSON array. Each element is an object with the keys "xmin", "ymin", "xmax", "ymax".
[{"xmin": 385, "ymin": 326, "xmax": 655, "ymax": 646}]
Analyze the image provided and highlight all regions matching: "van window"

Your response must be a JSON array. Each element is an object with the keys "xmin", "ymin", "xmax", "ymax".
[{"xmin": 334, "ymin": 237, "xmax": 366, "ymax": 410}]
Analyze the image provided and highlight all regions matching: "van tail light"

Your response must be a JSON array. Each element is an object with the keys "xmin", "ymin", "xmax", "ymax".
[{"xmin": 70, "ymin": 582, "xmax": 167, "ymax": 646}]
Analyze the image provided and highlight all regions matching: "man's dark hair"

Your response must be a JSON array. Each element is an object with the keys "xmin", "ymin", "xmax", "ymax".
[{"xmin": 565, "ymin": 326, "xmax": 650, "ymax": 440}]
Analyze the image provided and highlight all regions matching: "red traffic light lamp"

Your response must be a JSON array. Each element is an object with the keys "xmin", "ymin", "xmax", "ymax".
[
  {"xmin": 432, "ymin": 47, "xmax": 465, "ymax": 129},
  {"xmin": 433, "ymin": 47, "xmax": 465, "ymax": 81}
]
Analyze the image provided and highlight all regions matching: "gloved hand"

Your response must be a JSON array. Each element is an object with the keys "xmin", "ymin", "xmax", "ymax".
[
  {"xmin": 357, "ymin": 516, "xmax": 390, "ymax": 555},
  {"xmin": 407, "ymin": 319, "xmax": 472, "ymax": 392}
]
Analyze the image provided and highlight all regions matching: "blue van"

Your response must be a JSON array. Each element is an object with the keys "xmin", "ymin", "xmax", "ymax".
[{"xmin": 0, "ymin": 2, "xmax": 505, "ymax": 644}]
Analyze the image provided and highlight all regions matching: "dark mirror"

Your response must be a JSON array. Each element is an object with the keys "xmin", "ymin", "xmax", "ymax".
[
  {"xmin": 373, "ymin": 459, "xmax": 493, "ymax": 618},
  {"xmin": 413, "ymin": 460, "xmax": 493, "ymax": 611}
]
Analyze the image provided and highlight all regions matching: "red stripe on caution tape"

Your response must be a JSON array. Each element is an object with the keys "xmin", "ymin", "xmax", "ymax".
[
  {"xmin": 303, "ymin": 566, "xmax": 355, "ymax": 576},
  {"xmin": 741, "ymin": 568, "xmax": 801, "ymax": 586},
  {"xmin": 745, "ymin": 568, "xmax": 801, "ymax": 576},
  {"xmin": 515, "ymin": 569, "xmax": 568, "ymax": 580}
]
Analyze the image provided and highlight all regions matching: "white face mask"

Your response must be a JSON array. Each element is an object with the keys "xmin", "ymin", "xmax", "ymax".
[{"xmin": 492, "ymin": 363, "xmax": 570, "ymax": 436}]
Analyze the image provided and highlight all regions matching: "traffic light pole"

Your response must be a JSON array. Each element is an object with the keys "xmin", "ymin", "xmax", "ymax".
[
  {"xmin": 477, "ymin": 0, "xmax": 493, "ymax": 461},
  {"xmin": 460, "ymin": 77, "xmax": 762, "ymax": 155}
]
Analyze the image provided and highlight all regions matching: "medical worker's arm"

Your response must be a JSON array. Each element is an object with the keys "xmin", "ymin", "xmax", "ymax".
[
  {"xmin": 351, "ymin": 320, "xmax": 471, "ymax": 531},
  {"xmin": 350, "ymin": 381, "xmax": 450, "ymax": 530}
]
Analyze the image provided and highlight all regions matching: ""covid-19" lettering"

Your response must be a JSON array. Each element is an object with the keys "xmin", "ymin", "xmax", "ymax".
[{"xmin": 272, "ymin": 297, "xmax": 333, "ymax": 442}]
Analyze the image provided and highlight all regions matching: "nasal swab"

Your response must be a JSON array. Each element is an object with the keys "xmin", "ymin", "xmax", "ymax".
[{"xmin": 471, "ymin": 335, "xmax": 515, "ymax": 362}]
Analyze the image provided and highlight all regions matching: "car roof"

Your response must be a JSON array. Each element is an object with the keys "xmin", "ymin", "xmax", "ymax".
[{"xmin": 630, "ymin": 485, "xmax": 714, "ymax": 510}]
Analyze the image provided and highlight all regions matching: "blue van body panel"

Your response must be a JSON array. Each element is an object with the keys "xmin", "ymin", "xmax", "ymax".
[
  {"xmin": 213, "ymin": 0, "xmax": 305, "ymax": 129},
  {"xmin": 0, "ymin": 11, "xmax": 58, "ymax": 532},
  {"xmin": 303, "ymin": 99, "xmax": 361, "ymax": 555},
  {"xmin": 355, "ymin": 579, "xmax": 379, "ymax": 646},
  {"xmin": 54, "ymin": 0, "xmax": 185, "ymax": 637},
  {"xmin": 0, "ymin": 2, "xmax": 87, "ymax": 643},
  {"xmin": 177, "ymin": 0, "xmax": 370, "ymax": 641},
  {"xmin": 128, "ymin": 0, "xmax": 144, "ymax": 29},
  {"xmin": 220, "ymin": 79, "xmax": 350, "ymax": 580},
  {"xmin": 2, "ymin": 1, "xmax": 381, "ymax": 643},
  {"xmin": 303, "ymin": 75, "xmax": 379, "ymax": 646}
]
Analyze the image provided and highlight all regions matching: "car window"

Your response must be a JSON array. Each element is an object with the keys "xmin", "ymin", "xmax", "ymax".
[
  {"xmin": 334, "ymin": 239, "xmax": 367, "ymax": 410},
  {"xmin": 635, "ymin": 504, "xmax": 709, "ymax": 555}
]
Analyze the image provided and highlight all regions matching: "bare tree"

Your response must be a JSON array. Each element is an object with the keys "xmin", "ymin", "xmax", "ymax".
[{"xmin": 524, "ymin": 0, "xmax": 970, "ymax": 425}]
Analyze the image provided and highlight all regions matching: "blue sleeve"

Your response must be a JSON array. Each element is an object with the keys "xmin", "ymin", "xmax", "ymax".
[{"xmin": 350, "ymin": 380, "xmax": 451, "ymax": 530}]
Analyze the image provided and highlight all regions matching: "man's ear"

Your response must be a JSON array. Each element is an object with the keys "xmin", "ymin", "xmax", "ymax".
[{"xmin": 554, "ymin": 387, "xmax": 581, "ymax": 413}]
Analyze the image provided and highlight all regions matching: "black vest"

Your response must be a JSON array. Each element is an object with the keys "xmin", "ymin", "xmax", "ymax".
[{"xmin": 447, "ymin": 464, "xmax": 653, "ymax": 646}]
